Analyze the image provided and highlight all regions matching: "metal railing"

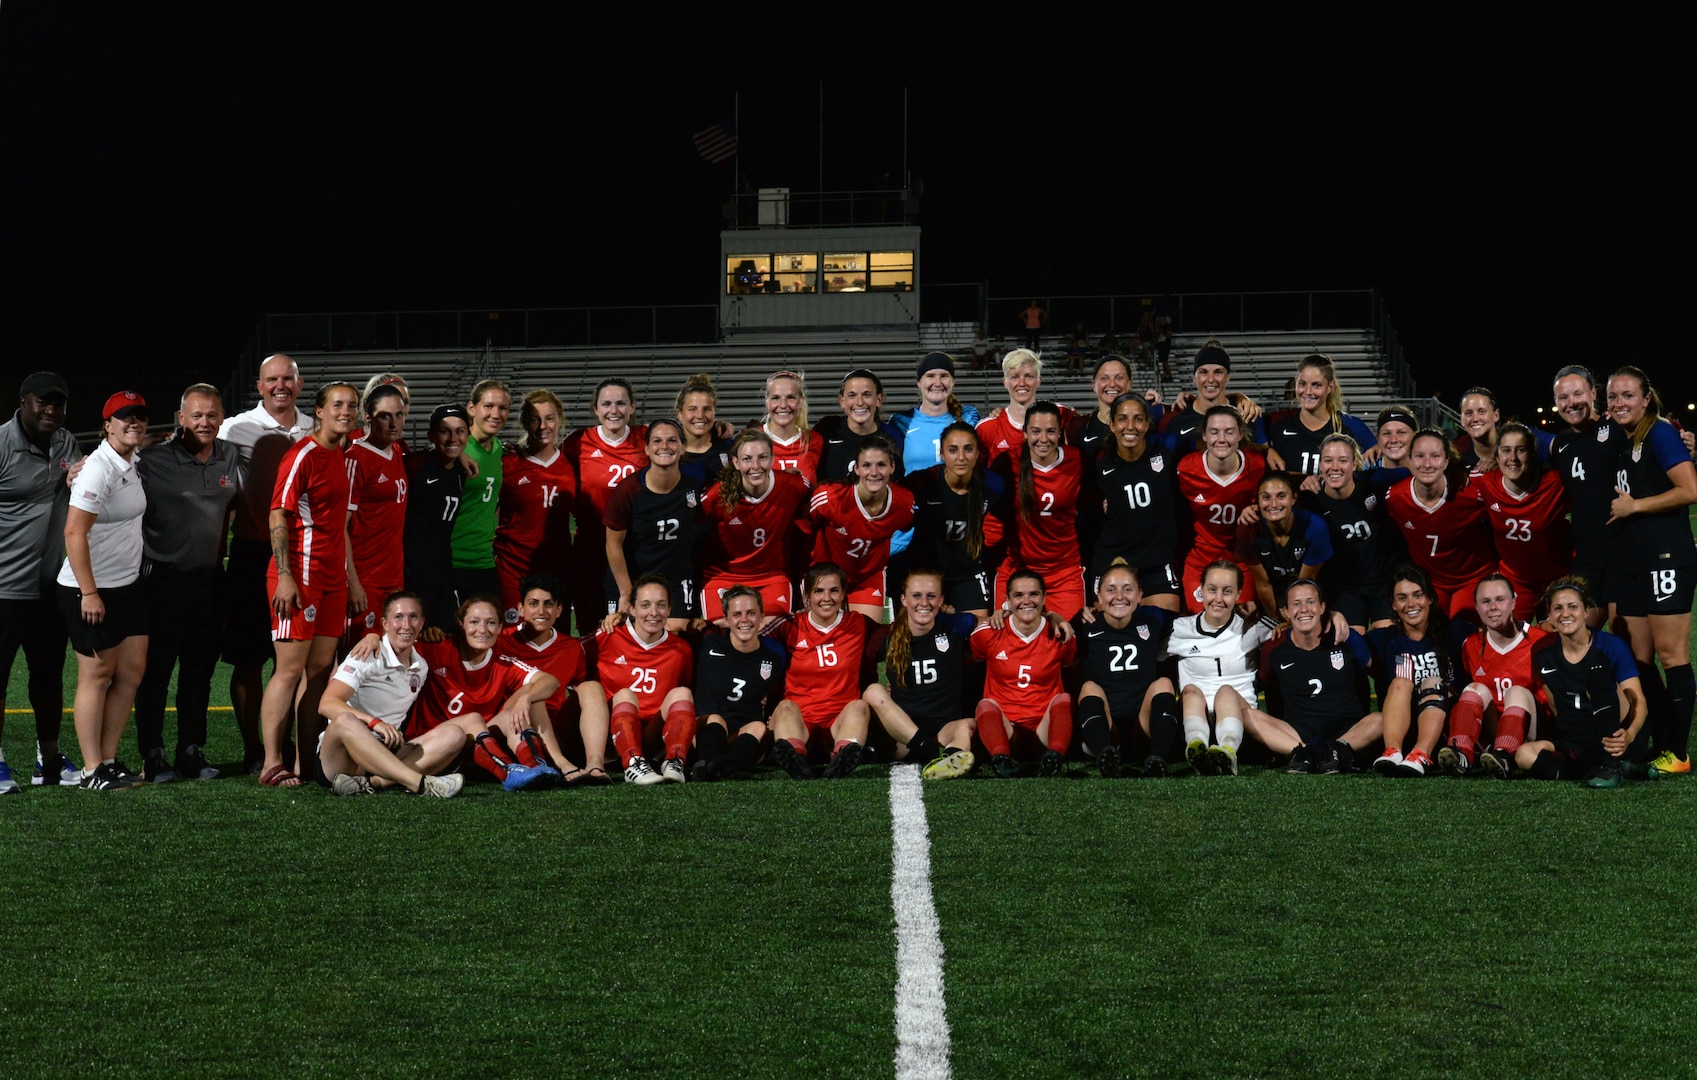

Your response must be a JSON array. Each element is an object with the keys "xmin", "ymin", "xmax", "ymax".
[{"xmin": 722, "ymin": 188, "xmax": 918, "ymax": 229}]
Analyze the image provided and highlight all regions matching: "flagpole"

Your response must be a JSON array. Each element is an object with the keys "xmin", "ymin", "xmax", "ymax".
[{"xmin": 733, "ymin": 91, "xmax": 740, "ymax": 198}]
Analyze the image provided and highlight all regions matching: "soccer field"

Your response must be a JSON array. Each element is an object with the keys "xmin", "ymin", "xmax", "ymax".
[{"xmin": 3, "ymin": 656, "xmax": 1695, "ymax": 1079}]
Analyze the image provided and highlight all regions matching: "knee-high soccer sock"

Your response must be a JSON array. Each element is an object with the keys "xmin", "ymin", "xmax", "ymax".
[
  {"xmin": 1077, "ymin": 694, "xmax": 1111, "ymax": 758},
  {"xmin": 1493, "ymin": 704, "xmax": 1529, "ymax": 755},
  {"xmin": 1149, "ymin": 692, "xmax": 1181, "ymax": 760},
  {"xmin": 1448, "ymin": 688, "xmax": 1487, "ymax": 762},
  {"xmin": 905, "ymin": 730, "xmax": 938, "ymax": 762},
  {"xmin": 609, "ymin": 701, "xmax": 643, "ymax": 768},
  {"xmin": 1213, "ymin": 711, "xmax": 1243, "ymax": 752},
  {"xmin": 516, "ymin": 729, "xmax": 552, "ymax": 768},
  {"xmin": 1637, "ymin": 660, "xmax": 1672, "ymax": 752},
  {"xmin": 1665, "ymin": 664, "xmax": 1694, "ymax": 759},
  {"xmin": 975, "ymin": 700, "xmax": 1011, "ymax": 757},
  {"xmin": 662, "ymin": 700, "xmax": 698, "ymax": 762},
  {"xmin": 697, "ymin": 723, "xmax": 728, "ymax": 764},
  {"xmin": 473, "ymin": 731, "xmax": 518, "ymax": 780},
  {"xmin": 723, "ymin": 732, "xmax": 762, "ymax": 776},
  {"xmin": 1183, "ymin": 713, "xmax": 1210, "ymax": 749},
  {"xmin": 1046, "ymin": 694, "xmax": 1074, "ymax": 755}
]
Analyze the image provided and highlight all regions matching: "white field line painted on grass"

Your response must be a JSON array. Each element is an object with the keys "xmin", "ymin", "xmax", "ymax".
[{"xmin": 890, "ymin": 763, "xmax": 952, "ymax": 1080}]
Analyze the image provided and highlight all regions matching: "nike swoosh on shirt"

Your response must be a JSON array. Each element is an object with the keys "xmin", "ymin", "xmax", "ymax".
[
  {"xmin": 426, "ymin": 477, "xmax": 441, "ymax": 484},
  {"xmin": 1281, "ymin": 429, "xmax": 1299, "ymax": 436},
  {"xmin": 708, "ymin": 650, "xmax": 725, "ymax": 656},
  {"xmin": 1280, "ymin": 662, "xmax": 1296, "ymax": 669},
  {"xmin": 827, "ymin": 439, "xmax": 845, "ymax": 445},
  {"xmin": 1086, "ymin": 631, "xmax": 1105, "ymax": 638},
  {"xmin": 1539, "ymin": 667, "xmax": 1557, "ymax": 675}
]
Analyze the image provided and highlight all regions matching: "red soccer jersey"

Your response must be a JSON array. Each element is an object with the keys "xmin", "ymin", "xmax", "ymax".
[
  {"xmin": 1003, "ymin": 448, "xmax": 1083, "ymax": 571},
  {"xmin": 971, "ymin": 620, "xmax": 1078, "ymax": 721},
  {"xmin": 1178, "ymin": 450, "xmax": 1265, "ymax": 563},
  {"xmin": 809, "ymin": 482, "xmax": 916, "ymax": 586},
  {"xmin": 975, "ymin": 405, "xmax": 1077, "ymax": 467},
  {"xmin": 270, "ymin": 437, "xmax": 351, "ymax": 590},
  {"xmin": 1474, "ymin": 468, "xmax": 1573, "ymax": 599},
  {"xmin": 345, "ymin": 437, "xmax": 407, "ymax": 596},
  {"xmin": 763, "ymin": 426, "xmax": 816, "ymax": 483},
  {"xmin": 591, "ymin": 622, "xmax": 694, "ymax": 717},
  {"xmin": 496, "ymin": 625, "xmax": 588, "ymax": 712},
  {"xmin": 496, "ymin": 448, "xmax": 578, "ymax": 583},
  {"xmin": 407, "ymin": 639, "xmax": 539, "ymax": 736},
  {"xmin": 1384, "ymin": 475, "xmax": 1497, "ymax": 594},
  {"xmin": 771, "ymin": 610, "xmax": 874, "ymax": 726},
  {"xmin": 564, "ymin": 425, "xmax": 648, "ymax": 533},
  {"xmin": 701, "ymin": 471, "xmax": 812, "ymax": 578},
  {"xmin": 1462, "ymin": 623, "xmax": 1549, "ymax": 710}
]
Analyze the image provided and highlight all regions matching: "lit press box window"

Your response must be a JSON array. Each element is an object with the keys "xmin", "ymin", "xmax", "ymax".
[
  {"xmin": 775, "ymin": 253, "xmax": 818, "ymax": 293},
  {"xmin": 823, "ymin": 253, "xmax": 866, "ymax": 292},
  {"xmin": 727, "ymin": 255, "xmax": 771, "ymax": 294},
  {"xmin": 869, "ymin": 251, "xmax": 914, "ymax": 291}
]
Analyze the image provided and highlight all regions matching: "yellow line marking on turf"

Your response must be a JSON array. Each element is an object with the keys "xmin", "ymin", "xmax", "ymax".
[{"xmin": 3, "ymin": 706, "xmax": 236, "ymax": 714}]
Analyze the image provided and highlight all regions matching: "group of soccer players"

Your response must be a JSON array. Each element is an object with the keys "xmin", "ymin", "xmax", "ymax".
[{"xmin": 3, "ymin": 341, "xmax": 1692, "ymax": 795}]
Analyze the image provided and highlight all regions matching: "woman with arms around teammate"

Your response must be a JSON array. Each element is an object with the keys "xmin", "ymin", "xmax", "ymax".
[
  {"xmin": 1238, "ymin": 471, "xmax": 1333, "ymax": 618},
  {"xmin": 904, "ymin": 422, "xmax": 1005, "ymax": 618},
  {"xmin": 765, "ymin": 563, "xmax": 879, "ymax": 780},
  {"xmin": 700, "ymin": 429, "xmax": 812, "ymax": 625},
  {"xmin": 976, "ymin": 349, "xmax": 1075, "ymax": 467},
  {"xmin": 759, "ymin": 370, "xmax": 814, "ymax": 480},
  {"xmin": 1522, "ymin": 577, "xmax": 1646, "ymax": 788},
  {"xmin": 1473, "ymin": 421, "xmax": 1571, "ymax": 622},
  {"xmin": 59, "ymin": 391, "xmax": 153, "ymax": 790},
  {"xmin": 1436, "ymin": 574, "xmax": 1546, "ymax": 778},
  {"xmin": 689, "ymin": 586, "xmax": 788, "ymax": 782},
  {"xmin": 971, "ymin": 570, "xmax": 1079, "ymax": 778},
  {"xmin": 591, "ymin": 574, "xmax": 697, "ymax": 785},
  {"xmin": 863, "ymin": 568, "xmax": 983, "ymax": 780},
  {"xmin": 1602, "ymin": 365, "xmax": 1697, "ymax": 775},
  {"xmin": 892, "ymin": 353, "xmax": 979, "ymax": 471},
  {"xmin": 404, "ymin": 405, "xmax": 473, "ymax": 630},
  {"xmin": 343, "ymin": 382, "xmax": 409, "ymax": 641},
  {"xmin": 1546, "ymin": 366, "xmax": 1620, "ymax": 626},
  {"xmin": 1176, "ymin": 405, "xmax": 1264, "ymax": 610},
  {"xmin": 1161, "ymin": 341, "xmax": 1263, "ymax": 444},
  {"xmin": 495, "ymin": 389, "xmax": 577, "ymax": 625},
  {"xmin": 807, "ymin": 369, "xmax": 902, "ymax": 483},
  {"xmin": 995, "ymin": 402, "xmax": 1088, "ymax": 619},
  {"xmin": 1087, "ymin": 393, "xmax": 1189, "ymax": 614},
  {"xmin": 1368, "ymin": 566, "xmax": 1463, "ymax": 777},
  {"xmin": 563, "ymin": 378, "xmax": 649, "ymax": 633},
  {"xmin": 1307, "ymin": 432, "xmax": 1406, "ymax": 632},
  {"xmin": 1264, "ymin": 354, "xmax": 1376, "ymax": 476},
  {"xmin": 809, "ymin": 435, "xmax": 915, "ymax": 619},
  {"xmin": 604, "ymin": 418, "xmax": 707, "ymax": 629},
  {"xmin": 1073, "ymin": 561, "xmax": 1181, "ymax": 777},
  {"xmin": 1164, "ymin": 561, "xmax": 1279, "ymax": 776},
  {"xmin": 674, "ymin": 373, "xmax": 733, "ymax": 487},
  {"xmin": 1454, "ymin": 387, "xmax": 1504, "ymax": 472},
  {"xmin": 1383, "ymin": 429, "xmax": 1496, "ymax": 624}
]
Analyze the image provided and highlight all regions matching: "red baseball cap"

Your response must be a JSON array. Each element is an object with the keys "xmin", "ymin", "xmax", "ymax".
[{"xmin": 102, "ymin": 391, "xmax": 148, "ymax": 421}]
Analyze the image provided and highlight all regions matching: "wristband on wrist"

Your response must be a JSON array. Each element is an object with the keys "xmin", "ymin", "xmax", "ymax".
[{"xmin": 366, "ymin": 717, "xmax": 383, "ymax": 731}]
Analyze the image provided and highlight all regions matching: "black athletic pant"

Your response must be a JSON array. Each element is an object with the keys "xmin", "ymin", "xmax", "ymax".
[
  {"xmin": 134, "ymin": 563, "xmax": 224, "ymax": 756},
  {"xmin": 0, "ymin": 596, "xmax": 69, "ymax": 746}
]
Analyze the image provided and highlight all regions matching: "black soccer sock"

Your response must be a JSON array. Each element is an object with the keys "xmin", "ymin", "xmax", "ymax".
[
  {"xmin": 1148, "ymin": 692, "xmax": 1181, "ymax": 760},
  {"xmin": 1637, "ymin": 660, "xmax": 1672, "ymax": 754},
  {"xmin": 697, "ymin": 723, "xmax": 728, "ymax": 763},
  {"xmin": 1078, "ymin": 695, "xmax": 1111, "ymax": 758},
  {"xmin": 905, "ymin": 731, "xmax": 938, "ymax": 763},
  {"xmin": 722, "ymin": 732, "xmax": 762, "ymax": 776},
  {"xmin": 1665, "ymin": 664, "xmax": 1694, "ymax": 759}
]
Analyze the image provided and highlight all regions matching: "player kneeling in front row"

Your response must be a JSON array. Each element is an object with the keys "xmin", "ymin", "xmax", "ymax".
[
  {"xmin": 691, "ymin": 586, "xmax": 788, "ymax": 782},
  {"xmin": 594, "ymin": 574, "xmax": 697, "ymax": 784},
  {"xmin": 1521, "ymin": 578, "xmax": 1646, "ymax": 788},
  {"xmin": 1167, "ymin": 561, "xmax": 1278, "ymax": 776},
  {"xmin": 1244, "ymin": 580, "xmax": 1384, "ymax": 774},
  {"xmin": 767, "ymin": 563, "xmax": 878, "ymax": 780},
  {"xmin": 1438, "ymin": 574, "xmax": 1545, "ymax": 778},
  {"xmin": 971, "ymin": 569, "xmax": 1078, "ymax": 777},
  {"xmin": 317, "ymin": 592, "xmax": 467, "ymax": 797},
  {"xmin": 1073, "ymin": 560, "xmax": 1180, "ymax": 778},
  {"xmin": 863, "ymin": 569, "xmax": 981, "ymax": 780}
]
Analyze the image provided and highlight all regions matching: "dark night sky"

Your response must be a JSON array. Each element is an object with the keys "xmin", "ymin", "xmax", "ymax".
[{"xmin": 2, "ymin": 6, "xmax": 1689, "ymax": 424}]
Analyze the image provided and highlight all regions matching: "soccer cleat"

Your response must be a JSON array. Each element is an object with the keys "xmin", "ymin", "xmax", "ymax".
[
  {"xmin": 1373, "ymin": 748, "xmax": 1404, "ymax": 776},
  {"xmin": 1435, "ymin": 745, "xmax": 1470, "ymax": 777},
  {"xmin": 622, "ymin": 758, "xmax": 665, "ymax": 786},
  {"xmin": 1624, "ymin": 759, "xmax": 1659, "ymax": 782},
  {"xmin": 768, "ymin": 740, "xmax": 814, "ymax": 781},
  {"xmin": 823, "ymin": 742, "xmax": 865, "ymax": 780},
  {"xmin": 1187, "ymin": 739, "xmax": 1213, "ymax": 775},
  {"xmin": 80, "ymin": 763, "xmax": 139, "ymax": 792},
  {"xmin": 175, "ymin": 746, "xmax": 220, "ymax": 781},
  {"xmin": 32, "ymin": 752, "xmax": 83, "ymax": 787},
  {"xmin": 921, "ymin": 748, "xmax": 975, "ymax": 780},
  {"xmin": 1585, "ymin": 759, "xmax": 1626, "ymax": 789},
  {"xmin": 1097, "ymin": 745, "xmax": 1121, "ymax": 779},
  {"xmin": 1395, "ymin": 749, "xmax": 1432, "ymax": 777},
  {"xmin": 660, "ymin": 757, "xmax": 688, "ymax": 783},
  {"xmin": 1649, "ymin": 750, "xmax": 1691, "ymax": 776},
  {"xmin": 690, "ymin": 758, "xmax": 721, "ymax": 783},
  {"xmin": 1208, "ymin": 744, "xmax": 1239, "ymax": 777},
  {"xmin": 502, "ymin": 762, "xmax": 550, "ymax": 791},
  {"xmin": 144, "ymin": 748, "xmax": 179, "ymax": 784},
  {"xmin": 1285, "ymin": 744, "xmax": 1315, "ymax": 775},
  {"xmin": 0, "ymin": 762, "xmax": 17, "ymax": 796},
  {"xmin": 1037, "ymin": 749, "xmax": 1064, "ymax": 777},
  {"xmin": 1142, "ymin": 754, "xmax": 1169, "ymax": 778},
  {"xmin": 990, "ymin": 753, "xmax": 1021, "ymax": 779},
  {"xmin": 417, "ymin": 773, "xmax": 463, "ymax": 798},
  {"xmin": 1477, "ymin": 747, "xmax": 1514, "ymax": 780},
  {"xmin": 331, "ymin": 773, "xmax": 374, "ymax": 796}
]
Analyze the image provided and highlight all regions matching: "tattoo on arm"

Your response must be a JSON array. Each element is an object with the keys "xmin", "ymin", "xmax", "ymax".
[{"xmin": 271, "ymin": 525, "xmax": 291, "ymax": 575}]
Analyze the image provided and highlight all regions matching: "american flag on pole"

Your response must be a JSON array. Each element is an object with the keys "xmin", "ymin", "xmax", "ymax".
[{"xmin": 693, "ymin": 118, "xmax": 738, "ymax": 164}]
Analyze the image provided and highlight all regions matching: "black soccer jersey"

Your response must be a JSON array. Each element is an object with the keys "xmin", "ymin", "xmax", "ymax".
[
  {"xmin": 1239, "ymin": 509, "xmax": 1333, "ymax": 609},
  {"xmin": 1548, "ymin": 420, "xmax": 1625, "ymax": 562},
  {"xmin": 681, "ymin": 442, "xmax": 731, "ymax": 488},
  {"xmin": 811, "ymin": 415, "xmax": 904, "ymax": 483},
  {"xmin": 1089, "ymin": 439, "xmax": 1183, "ymax": 574},
  {"xmin": 694, "ymin": 633, "xmax": 787, "ymax": 729},
  {"xmin": 882, "ymin": 613, "xmax": 977, "ymax": 724},
  {"xmin": 607, "ymin": 468, "xmax": 707, "ymax": 599},
  {"xmin": 1612, "ymin": 419, "xmax": 1697, "ymax": 571},
  {"xmin": 1307, "ymin": 470, "xmax": 1406, "ymax": 594},
  {"xmin": 1267, "ymin": 631, "xmax": 1372, "ymax": 731},
  {"xmin": 1073, "ymin": 606, "xmax": 1175, "ymax": 715},
  {"xmin": 403, "ymin": 452, "xmax": 465, "ymax": 587},
  {"xmin": 1532, "ymin": 630, "xmax": 1637, "ymax": 754},
  {"xmin": 906, "ymin": 466, "xmax": 1007, "ymax": 579}
]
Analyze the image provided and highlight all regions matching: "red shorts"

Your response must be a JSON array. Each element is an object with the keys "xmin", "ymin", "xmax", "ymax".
[
  {"xmin": 705, "ymin": 572, "xmax": 794, "ymax": 622},
  {"xmin": 800, "ymin": 696, "xmax": 857, "ymax": 730},
  {"xmin": 1183, "ymin": 553, "xmax": 1251, "ymax": 615},
  {"xmin": 1432, "ymin": 576, "xmax": 1487, "ymax": 623},
  {"xmin": 268, "ymin": 569, "xmax": 347, "ymax": 641},
  {"xmin": 995, "ymin": 562, "xmax": 1086, "ymax": 621},
  {"xmin": 353, "ymin": 579, "xmax": 403, "ymax": 634},
  {"xmin": 844, "ymin": 568, "xmax": 887, "ymax": 609}
]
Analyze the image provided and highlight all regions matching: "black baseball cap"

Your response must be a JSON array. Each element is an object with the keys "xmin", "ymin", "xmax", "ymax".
[{"xmin": 19, "ymin": 372, "xmax": 69, "ymax": 400}]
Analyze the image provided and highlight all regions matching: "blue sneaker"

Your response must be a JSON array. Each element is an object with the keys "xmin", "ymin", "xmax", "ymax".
[
  {"xmin": 501, "ymin": 762, "xmax": 551, "ymax": 792},
  {"xmin": 0, "ymin": 762, "xmax": 18, "ymax": 796},
  {"xmin": 32, "ymin": 752, "xmax": 84, "ymax": 787}
]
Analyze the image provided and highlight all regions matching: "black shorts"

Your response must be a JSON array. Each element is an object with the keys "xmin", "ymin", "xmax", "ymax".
[
  {"xmin": 408, "ymin": 578, "xmax": 462, "ymax": 631},
  {"xmin": 60, "ymin": 580, "xmax": 148, "ymax": 657},
  {"xmin": 1289, "ymin": 711, "xmax": 1358, "ymax": 746},
  {"xmin": 1567, "ymin": 557, "xmax": 1615, "ymax": 610},
  {"xmin": 1330, "ymin": 582, "xmax": 1392, "ymax": 628},
  {"xmin": 1612, "ymin": 563, "xmax": 1695, "ymax": 618},
  {"xmin": 455, "ymin": 566, "xmax": 502, "ymax": 606},
  {"xmin": 222, "ymin": 537, "xmax": 275, "ymax": 667},
  {"xmin": 1102, "ymin": 678, "xmax": 1157, "ymax": 726},
  {"xmin": 943, "ymin": 569, "xmax": 993, "ymax": 612}
]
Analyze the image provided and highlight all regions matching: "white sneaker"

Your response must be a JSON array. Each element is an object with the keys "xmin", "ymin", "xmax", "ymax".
[
  {"xmin": 624, "ymin": 758, "xmax": 664, "ymax": 786},
  {"xmin": 417, "ymin": 773, "xmax": 463, "ymax": 798},
  {"xmin": 660, "ymin": 758, "xmax": 687, "ymax": 783},
  {"xmin": 331, "ymin": 773, "xmax": 375, "ymax": 796},
  {"xmin": 1372, "ymin": 749, "xmax": 1404, "ymax": 776}
]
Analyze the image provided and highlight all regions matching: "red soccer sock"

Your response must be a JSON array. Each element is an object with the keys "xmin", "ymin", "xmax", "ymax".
[
  {"xmin": 662, "ymin": 700, "xmax": 698, "ymax": 761},
  {"xmin": 785, "ymin": 736, "xmax": 808, "ymax": 758},
  {"xmin": 609, "ymin": 701, "xmax": 643, "ymax": 768},
  {"xmin": 975, "ymin": 700, "xmax": 1011, "ymax": 757},
  {"xmin": 472, "ymin": 731, "xmax": 516, "ymax": 780},
  {"xmin": 1448, "ymin": 688, "xmax": 1486, "ymax": 761},
  {"xmin": 1493, "ymin": 705, "xmax": 1529, "ymax": 754},
  {"xmin": 514, "ymin": 734, "xmax": 541, "ymax": 768},
  {"xmin": 1046, "ymin": 693, "xmax": 1074, "ymax": 754}
]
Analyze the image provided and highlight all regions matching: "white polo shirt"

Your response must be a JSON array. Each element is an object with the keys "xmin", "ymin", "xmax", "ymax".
[
  {"xmin": 219, "ymin": 404, "xmax": 312, "ymax": 542},
  {"xmin": 56, "ymin": 439, "xmax": 147, "ymax": 590},
  {"xmin": 331, "ymin": 636, "xmax": 429, "ymax": 724}
]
